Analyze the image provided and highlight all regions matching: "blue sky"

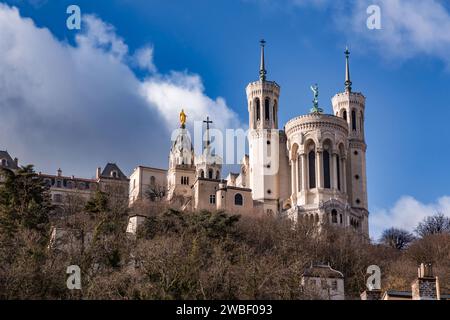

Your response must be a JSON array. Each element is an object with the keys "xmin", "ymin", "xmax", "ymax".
[{"xmin": 1, "ymin": 0, "xmax": 449, "ymax": 239}]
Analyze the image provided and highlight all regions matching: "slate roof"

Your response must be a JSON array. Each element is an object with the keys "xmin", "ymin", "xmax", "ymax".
[
  {"xmin": 100, "ymin": 163, "xmax": 128, "ymax": 180},
  {"xmin": 302, "ymin": 264, "xmax": 344, "ymax": 279},
  {"xmin": 0, "ymin": 150, "xmax": 19, "ymax": 170}
]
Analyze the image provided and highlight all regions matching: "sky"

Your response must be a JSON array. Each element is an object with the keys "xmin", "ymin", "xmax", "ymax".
[{"xmin": 0, "ymin": 0, "xmax": 449, "ymax": 240}]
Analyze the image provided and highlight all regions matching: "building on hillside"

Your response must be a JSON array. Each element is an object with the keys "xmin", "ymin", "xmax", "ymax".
[
  {"xmin": 38, "ymin": 163, "xmax": 129, "ymax": 207},
  {"xmin": 301, "ymin": 264, "xmax": 345, "ymax": 300},
  {"xmin": 128, "ymin": 41, "xmax": 369, "ymax": 237}
]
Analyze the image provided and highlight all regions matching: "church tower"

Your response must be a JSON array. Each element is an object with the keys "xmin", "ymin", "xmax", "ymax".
[
  {"xmin": 195, "ymin": 116, "xmax": 222, "ymax": 180},
  {"xmin": 332, "ymin": 48, "xmax": 369, "ymax": 231},
  {"xmin": 167, "ymin": 109, "xmax": 197, "ymax": 202},
  {"xmin": 246, "ymin": 40, "xmax": 281, "ymax": 214}
]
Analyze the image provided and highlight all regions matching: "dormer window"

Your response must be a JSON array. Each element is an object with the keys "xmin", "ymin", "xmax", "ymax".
[{"xmin": 111, "ymin": 170, "xmax": 118, "ymax": 178}]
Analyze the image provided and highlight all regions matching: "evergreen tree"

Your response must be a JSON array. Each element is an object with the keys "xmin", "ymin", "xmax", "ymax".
[{"xmin": 0, "ymin": 165, "xmax": 52, "ymax": 237}]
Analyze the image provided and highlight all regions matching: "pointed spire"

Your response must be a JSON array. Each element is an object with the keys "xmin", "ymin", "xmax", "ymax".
[
  {"xmin": 344, "ymin": 46, "xmax": 352, "ymax": 93},
  {"xmin": 259, "ymin": 39, "xmax": 267, "ymax": 81}
]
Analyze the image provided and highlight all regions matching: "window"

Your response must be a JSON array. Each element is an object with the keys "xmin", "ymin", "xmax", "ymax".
[
  {"xmin": 323, "ymin": 150, "xmax": 331, "ymax": 189},
  {"xmin": 111, "ymin": 170, "xmax": 118, "ymax": 178},
  {"xmin": 1, "ymin": 159, "xmax": 7, "ymax": 166},
  {"xmin": 256, "ymin": 98, "xmax": 261, "ymax": 121},
  {"xmin": 53, "ymin": 194, "xmax": 63, "ymax": 203},
  {"xmin": 150, "ymin": 176, "xmax": 156, "ymax": 186},
  {"xmin": 200, "ymin": 170, "xmax": 204, "ymax": 178},
  {"xmin": 208, "ymin": 169, "xmax": 213, "ymax": 179},
  {"xmin": 336, "ymin": 155, "xmax": 341, "ymax": 191},
  {"xmin": 209, "ymin": 194, "xmax": 216, "ymax": 204},
  {"xmin": 273, "ymin": 100, "xmax": 277, "ymax": 125},
  {"xmin": 181, "ymin": 176, "xmax": 189, "ymax": 185},
  {"xmin": 216, "ymin": 171, "xmax": 220, "ymax": 180},
  {"xmin": 343, "ymin": 110, "xmax": 347, "ymax": 121},
  {"xmin": 56, "ymin": 180, "xmax": 62, "ymax": 188},
  {"xmin": 234, "ymin": 193, "xmax": 243, "ymax": 206},
  {"xmin": 355, "ymin": 175, "xmax": 360, "ymax": 180},
  {"xmin": 332, "ymin": 280, "xmax": 338, "ymax": 291},
  {"xmin": 339, "ymin": 214, "xmax": 343, "ymax": 224},
  {"xmin": 332, "ymin": 210, "xmax": 338, "ymax": 224},
  {"xmin": 265, "ymin": 98, "xmax": 270, "ymax": 121},
  {"xmin": 308, "ymin": 151, "xmax": 316, "ymax": 189},
  {"xmin": 352, "ymin": 110, "xmax": 357, "ymax": 131}
]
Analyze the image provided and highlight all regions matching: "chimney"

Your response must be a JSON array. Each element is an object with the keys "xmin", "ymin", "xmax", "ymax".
[
  {"xmin": 360, "ymin": 290, "xmax": 382, "ymax": 300},
  {"xmin": 57, "ymin": 168, "xmax": 62, "ymax": 177},
  {"xmin": 411, "ymin": 263, "xmax": 440, "ymax": 300},
  {"xmin": 96, "ymin": 167, "xmax": 101, "ymax": 179},
  {"xmin": 14, "ymin": 157, "xmax": 18, "ymax": 166}
]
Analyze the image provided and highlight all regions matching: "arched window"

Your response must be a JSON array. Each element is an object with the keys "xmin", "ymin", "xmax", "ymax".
[
  {"xmin": 352, "ymin": 110, "xmax": 357, "ymax": 131},
  {"xmin": 265, "ymin": 98, "xmax": 270, "ymax": 121},
  {"xmin": 1, "ymin": 159, "xmax": 7, "ymax": 166},
  {"xmin": 208, "ymin": 169, "xmax": 213, "ymax": 179},
  {"xmin": 216, "ymin": 171, "xmax": 220, "ymax": 180},
  {"xmin": 234, "ymin": 193, "xmax": 243, "ymax": 206},
  {"xmin": 308, "ymin": 150, "xmax": 316, "ymax": 189},
  {"xmin": 336, "ymin": 155, "xmax": 341, "ymax": 191},
  {"xmin": 255, "ymin": 98, "xmax": 261, "ymax": 121},
  {"xmin": 200, "ymin": 170, "xmax": 204, "ymax": 178},
  {"xmin": 323, "ymin": 150, "xmax": 331, "ymax": 189},
  {"xmin": 343, "ymin": 110, "xmax": 347, "ymax": 121},
  {"xmin": 332, "ymin": 210, "xmax": 338, "ymax": 224}
]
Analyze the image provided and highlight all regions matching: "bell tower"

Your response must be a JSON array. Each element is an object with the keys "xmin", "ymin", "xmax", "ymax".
[
  {"xmin": 246, "ymin": 40, "xmax": 281, "ymax": 214},
  {"xmin": 332, "ymin": 48, "xmax": 368, "ymax": 232}
]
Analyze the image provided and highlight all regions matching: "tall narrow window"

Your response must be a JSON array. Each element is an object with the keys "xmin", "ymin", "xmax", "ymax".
[
  {"xmin": 208, "ymin": 169, "xmax": 213, "ymax": 179},
  {"xmin": 273, "ymin": 100, "xmax": 277, "ymax": 126},
  {"xmin": 343, "ymin": 110, "xmax": 347, "ymax": 121},
  {"xmin": 352, "ymin": 110, "xmax": 357, "ymax": 131},
  {"xmin": 256, "ymin": 98, "xmax": 261, "ymax": 121},
  {"xmin": 265, "ymin": 98, "xmax": 270, "ymax": 121},
  {"xmin": 234, "ymin": 193, "xmax": 243, "ymax": 206},
  {"xmin": 336, "ymin": 155, "xmax": 341, "ymax": 191},
  {"xmin": 332, "ymin": 210, "xmax": 338, "ymax": 224},
  {"xmin": 323, "ymin": 150, "xmax": 331, "ymax": 189},
  {"xmin": 308, "ymin": 151, "xmax": 316, "ymax": 189}
]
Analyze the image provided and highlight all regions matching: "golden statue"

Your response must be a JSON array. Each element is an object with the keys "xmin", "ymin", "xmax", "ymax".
[{"xmin": 180, "ymin": 109, "xmax": 187, "ymax": 128}]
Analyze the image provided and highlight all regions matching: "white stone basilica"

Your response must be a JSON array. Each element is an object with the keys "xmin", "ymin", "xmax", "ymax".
[{"xmin": 128, "ymin": 41, "xmax": 369, "ymax": 236}]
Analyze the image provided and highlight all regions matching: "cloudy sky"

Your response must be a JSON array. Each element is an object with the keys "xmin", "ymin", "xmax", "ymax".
[{"xmin": 0, "ymin": 0, "xmax": 449, "ymax": 240}]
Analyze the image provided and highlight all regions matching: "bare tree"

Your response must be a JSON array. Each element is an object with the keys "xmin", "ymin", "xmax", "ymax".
[
  {"xmin": 380, "ymin": 228, "xmax": 415, "ymax": 250},
  {"xmin": 415, "ymin": 212, "xmax": 450, "ymax": 237}
]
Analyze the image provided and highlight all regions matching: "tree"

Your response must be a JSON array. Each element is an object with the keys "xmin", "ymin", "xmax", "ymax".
[
  {"xmin": 415, "ymin": 212, "xmax": 450, "ymax": 237},
  {"xmin": 0, "ymin": 165, "xmax": 52, "ymax": 237},
  {"xmin": 380, "ymin": 228, "xmax": 415, "ymax": 250}
]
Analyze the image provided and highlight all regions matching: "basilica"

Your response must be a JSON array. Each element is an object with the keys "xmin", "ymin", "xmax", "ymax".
[
  {"xmin": 1, "ymin": 41, "xmax": 369, "ymax": 237},
  {"xmin": 128, "ymin": 41, "xmax": 369, "ymax": 236}
]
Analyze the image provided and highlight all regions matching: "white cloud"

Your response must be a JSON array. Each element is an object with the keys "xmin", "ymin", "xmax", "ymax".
[
  {"xmin": 133, "ymin": 45, "xmax": 157, "ymax": 73},
  {"xmin": 0, "ymin": 4, "xmax": 241, "ymax": 177},
  {"xmin": 262, "ymin": 0, "xmax": 450, "ymax": 67},
  {"xmin": 370, "ymin": 195, "xmax": 450, "ymax": 241}
]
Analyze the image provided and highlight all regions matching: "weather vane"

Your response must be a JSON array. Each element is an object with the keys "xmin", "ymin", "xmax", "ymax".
[{"xmin": 310, "ymin": 84, "xmax": 323, "ymax": 114}]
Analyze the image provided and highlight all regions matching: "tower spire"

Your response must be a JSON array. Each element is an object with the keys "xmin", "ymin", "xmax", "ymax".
[
  {"xmin": 203, "ymin": 116, "xmax": 213, "ymax": 155},
  {"xmin": 345, "ymin": 46, "xmax": 352, "ymax": 92},
  {"xmin": 259, "ymin": 39, "xmax": 267, "ymax": 81}
]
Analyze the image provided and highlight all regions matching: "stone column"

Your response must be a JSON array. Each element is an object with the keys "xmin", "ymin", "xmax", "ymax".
[
  {"xmin": 290, "ymin": 160, "xmax": 296, "ymax": 200},
  {"xmin": 332, "ymin": 153, "xmax": 338, "ymax": 190},
  {"xmin": 316, "ymin": 150, "xmax": 323, "ymax": 189},
  {"xmin": 342, "ymin": 157, "xmax": 347, "ymax": 194},
  {"xmin": 301, "ymin": 153, "xmax": 307, "ymax": 191},
  {"xmin": 297, "ymin": 155, "xmax": 301, "ymax": 192}
]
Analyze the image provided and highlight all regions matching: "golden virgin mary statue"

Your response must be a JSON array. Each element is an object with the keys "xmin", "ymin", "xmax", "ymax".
[{"xmin": 180, "ymin": 109, "xmax": 187, "ymax": 128}]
